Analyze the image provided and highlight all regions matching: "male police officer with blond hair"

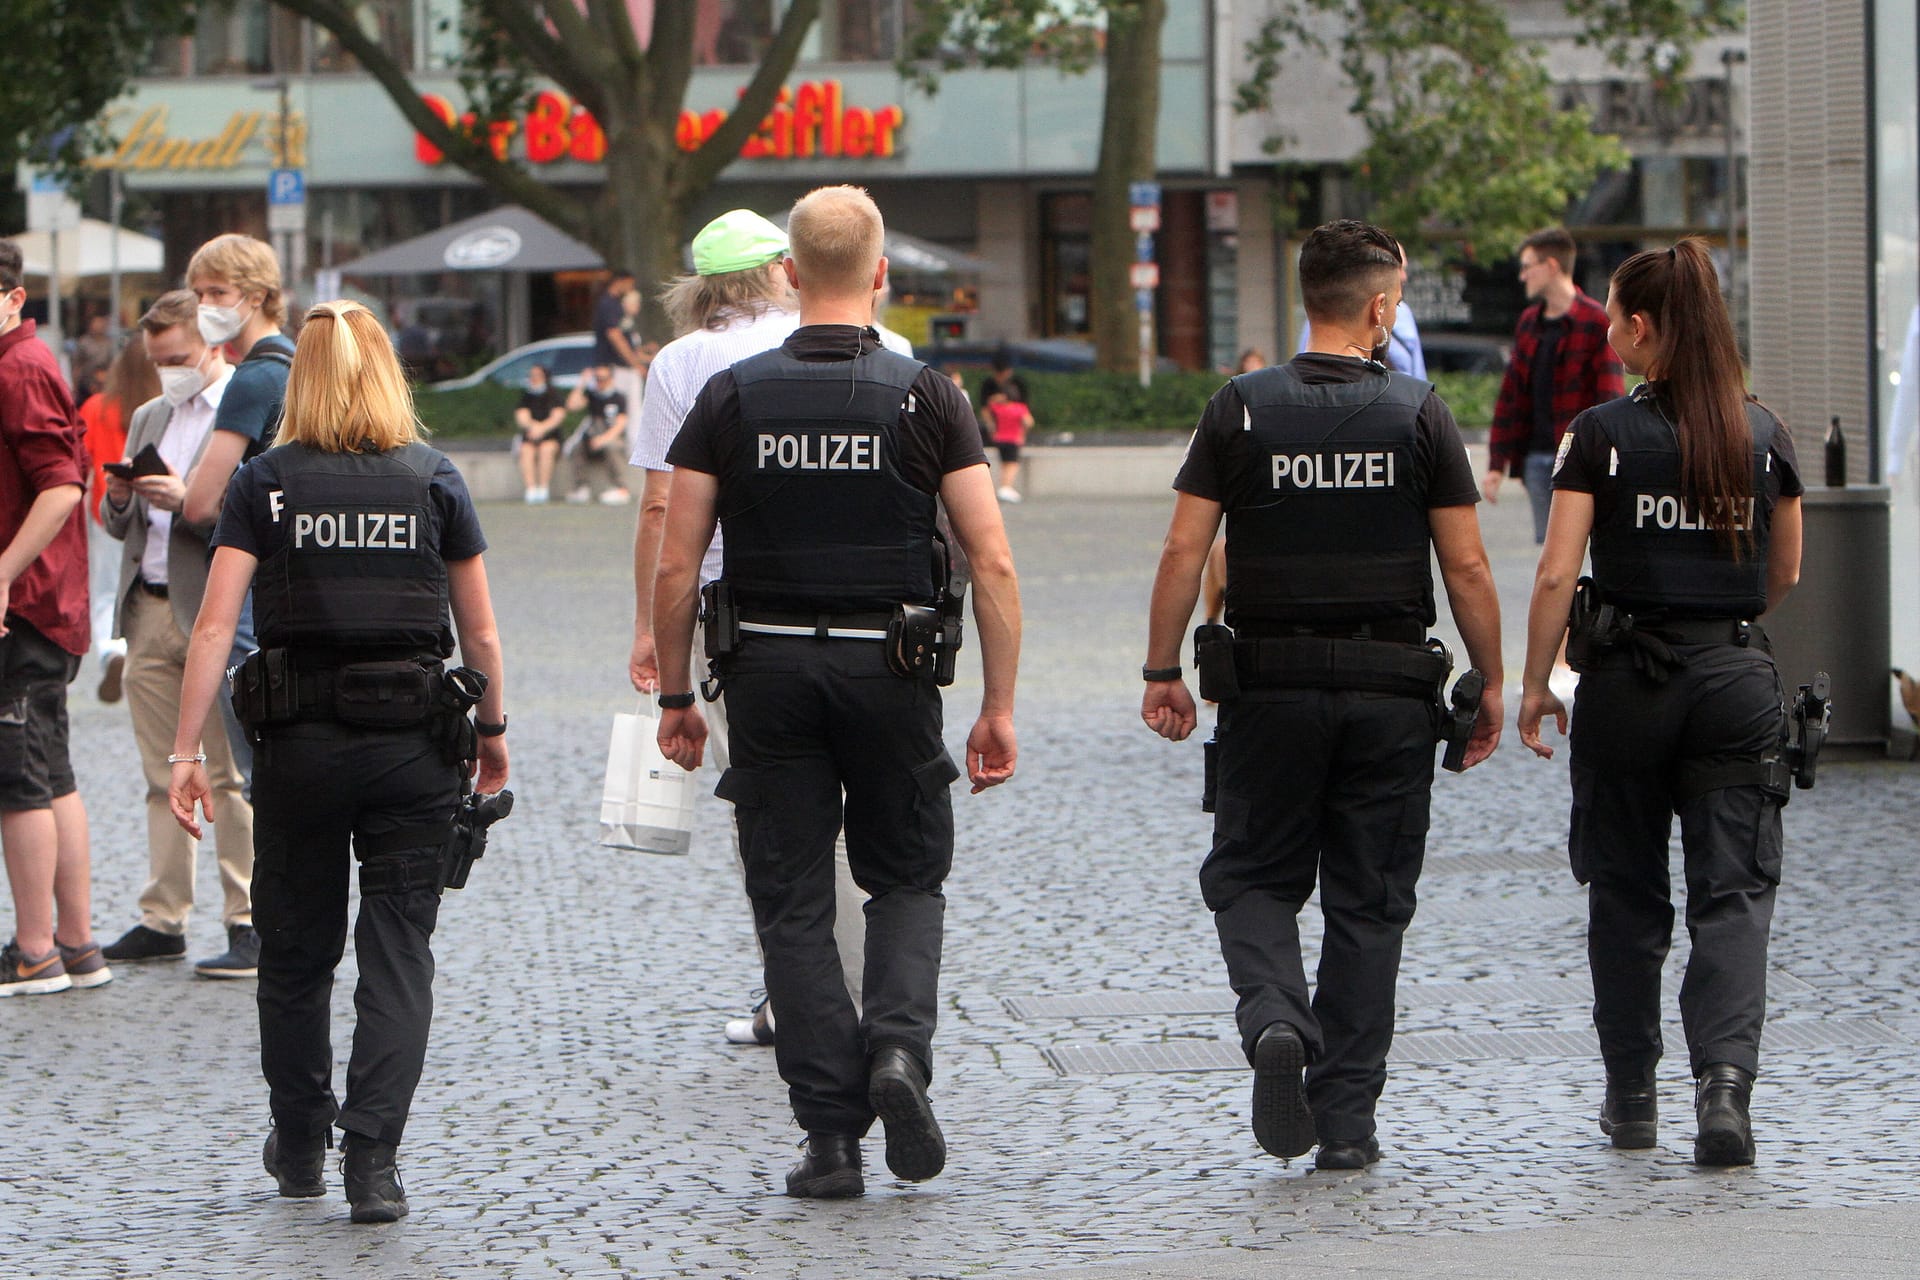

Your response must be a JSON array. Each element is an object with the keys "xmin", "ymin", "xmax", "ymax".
[
  {"xmin": 652, "ymin": 185, "xmax": 1020, "ymax": 1199},
  {"xmin": 1141, "ymin": 220, "xmax": 1502, "ymax": 1173}
]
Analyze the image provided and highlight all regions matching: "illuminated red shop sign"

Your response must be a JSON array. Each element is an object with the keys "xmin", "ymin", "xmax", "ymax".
[{"xmin": 415, "ymin": 81, "xmax": 905, "ymax": 166}]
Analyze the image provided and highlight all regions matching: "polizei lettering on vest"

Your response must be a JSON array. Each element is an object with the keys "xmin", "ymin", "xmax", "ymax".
[
  {"xmin": 290, "ymin": 510, "xmax": 419, "ymax": 550},
  {"xmin": 1633, "ymin": 493, "xmax": 1755, "ymax": 532},
  {"xmin": 755, "ymin": 432, "xmax": 882, "ymax": 471},
  {"xmin": 1269, "ymin": 450, "xmax": 1397, "ymax": 490}
]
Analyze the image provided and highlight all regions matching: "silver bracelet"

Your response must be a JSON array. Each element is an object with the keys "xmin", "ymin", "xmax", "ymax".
[{"xmin": 166, "ymin": 753, "xmax": 207, "ymax": 765}]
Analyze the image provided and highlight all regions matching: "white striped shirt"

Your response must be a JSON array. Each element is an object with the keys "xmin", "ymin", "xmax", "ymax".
[{"xmin": 631, "ymin": 306, "xmax": 801, "ymax": 584}]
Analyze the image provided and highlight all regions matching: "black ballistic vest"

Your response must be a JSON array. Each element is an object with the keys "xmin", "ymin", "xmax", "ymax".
[
  {"xmin": 1585, "ymin": 393, "xmax": 1775, "ymax": 618},
  {"xmin": 720, "ymin": 347, "xmax": 938, "ymax": 613},
  {"xmin": 1223, "ymin": 364, "xmax": 1437, "ymax": 626},
  {"xmin": 253, "ymin": 442, "xmax": 454, "ymax": 658}
]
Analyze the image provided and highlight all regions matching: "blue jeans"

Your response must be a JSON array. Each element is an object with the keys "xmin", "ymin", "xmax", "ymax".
[{"xmin": 1523, "ymin": 450, "xmax": 1557, "ymax": 545}]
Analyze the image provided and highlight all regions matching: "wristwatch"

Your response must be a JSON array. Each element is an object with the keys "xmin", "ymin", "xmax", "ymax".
[
  {"xmin": 475, "ymin": 716, "xmax": 508, "ymax": 738},
  {"xmin": 1141, "ymin": 665, "xmax": 1183, "ymax": 682},
  {"xmin": 657, "ymin": 692, "xmax": 697, "ymax": 710}
]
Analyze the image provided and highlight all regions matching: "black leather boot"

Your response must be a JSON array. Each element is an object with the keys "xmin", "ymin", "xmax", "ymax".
[
  {"xmin": 341, "ymin": 1133, "xmax": 409, "ymax": 1223},
  {"xmin": 869, "ymin": 1046, "xmax": 947, "ymax": 1181},
  {"xmin": 1250, "ymin": 1022, "xmax": 1316, "ymax": 1160},
  {"xmin": 1598, "ymin": 1076, "xmax": 1658, "ymax": 1150},
  {"xmin": 262, "ymin": 1125, "xmax": 328, "ymax": 1198},
  {"xmin": 785, "ymin": 1133, "xmax": 864, "ymax": 1199},
  {"xmin": 1693, "ymin": 1063, "xmax": 1756, "ymax": 1167}
]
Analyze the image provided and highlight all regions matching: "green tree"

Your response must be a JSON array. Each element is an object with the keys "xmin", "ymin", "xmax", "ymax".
[
  {"xmin": 1238, "ymin": 0, "xmax": 1743, "ymax": 258},
  {"xmin": 2, "ymin": 1, "xmax": 826, "ymax": 340},
  {"xmin": 268, "ymin": 0, "xmax": 822, "ymax": 339},
  {"xmin": 904, "ymin": 0, "xmax": 1168, "ymax": 375},
  {"xmin": 0, "ymin": 2, "xmax": 189, "ymax": 179}
]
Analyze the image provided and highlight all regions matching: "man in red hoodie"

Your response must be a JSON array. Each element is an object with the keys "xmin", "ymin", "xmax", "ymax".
[{"xmin": 0, "ymin": 240, "xmax": 105, "ymax": 996}]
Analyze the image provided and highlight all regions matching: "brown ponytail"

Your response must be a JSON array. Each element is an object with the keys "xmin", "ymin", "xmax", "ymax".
[{"xmin": 1609, "ymin": 238, "xmax": 1766, "ymax": 552}]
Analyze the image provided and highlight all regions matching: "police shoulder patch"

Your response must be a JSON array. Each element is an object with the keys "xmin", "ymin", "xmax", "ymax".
[{"xmin": 1552, "ymin": 428, "xmax": 1576, "ymax": 477}]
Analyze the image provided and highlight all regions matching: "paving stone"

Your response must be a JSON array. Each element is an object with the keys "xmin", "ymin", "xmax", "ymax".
[{"xmin": 2, "ymin": 494, "xmax": 1915, "ymax": 1278}]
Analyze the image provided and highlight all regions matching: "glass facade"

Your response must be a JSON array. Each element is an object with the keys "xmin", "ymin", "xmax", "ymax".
[{"xmin": 1875, "ymin": 0, "xmax": 1920, "ymax": 686}]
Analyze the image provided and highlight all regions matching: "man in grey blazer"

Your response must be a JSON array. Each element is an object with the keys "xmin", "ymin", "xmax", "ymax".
[{"xmin": 99, "ymin": 290, "xmax": 258, "ymax": 978}]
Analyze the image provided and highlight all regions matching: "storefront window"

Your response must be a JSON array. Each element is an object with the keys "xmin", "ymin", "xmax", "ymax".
[
  {"xmin": 144, "ymin": 1, "xmax": 305, "ymax": 76},
  {"xmin": 692, "ymin": 0, "xmax": 775, "ymax": 65},
  {"xmin": 1041, "ymin": 193, "xmax": 1092, "ymax": 337},
  {"xmin": 824, "ymin": 0, "xmax": 904, "ymax": 61},
  {"xmin": 313, "ymin": 1, "xmax": 417, "ymax": 74}
]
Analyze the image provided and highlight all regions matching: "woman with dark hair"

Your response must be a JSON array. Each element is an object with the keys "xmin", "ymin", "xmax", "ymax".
[
  {"xmin": 1518, "ymin": 238, "xmax": 1803, "ymax": 1168},
  {"xmin": 79, "ymin": 336, "xmax": 161, "ymax": 700}
]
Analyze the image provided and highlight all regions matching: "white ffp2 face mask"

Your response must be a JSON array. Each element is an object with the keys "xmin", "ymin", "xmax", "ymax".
[
  {"xmin": 158, "ymin": 362, "xmax": 209, "ymax": 407},
  {"xmin": 197, "ymin": 302, "xmax": 248, "ymax": 346}
]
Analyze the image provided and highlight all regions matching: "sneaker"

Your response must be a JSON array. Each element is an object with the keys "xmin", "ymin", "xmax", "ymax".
[
  {"xmin": 194, "ymin": 924, "xmax": 261, "ymax": 979},
  {"xmin": 341, "ymin": 1133, "xmax": 409, "ymax": 1224},
  {"xmin": 565, "ymin": 486, "xmax": 592, "ymax": 504},
  {"xmin": 997, "ymin": 486, "xmax": 1022, "ymax": 503},
  {"xmin": 724, "ymin": 995, "xmax": 776, "ymax": 1046},
  {"xmin": 101, "ymin": 924, "xmax": 187, "ymax": 963},
  {"xmin": 0, "ymin": 940, "xmax": 71, "ymax": 996},
  {"xmin": 56, "ymin": 940, "xmax": 113, "ymax": 989},
  {"xmin": 598, "ymin": 488, "xmax": 632, "ymax": 505},
  {"xmin": 97, "ymin": 652, "xmax": 126, "ymax": 703}
]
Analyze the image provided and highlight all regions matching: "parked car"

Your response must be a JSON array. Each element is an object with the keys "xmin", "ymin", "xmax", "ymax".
[
  {"xmin": 426, "ymin": 333, "xmax": 595, "ymax": 391},
  {"xmin": 1419, "ymin": 332, "xmax": 1511, "ymax": 375},
  {"xmin": 922, "ymin": 337, "xmax": 1181, "ymax": 374}
]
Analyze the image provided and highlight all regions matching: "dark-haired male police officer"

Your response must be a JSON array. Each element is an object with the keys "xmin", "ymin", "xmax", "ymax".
[
  {"xmin": 653, "ymin": 185, "xmax": 1021, "ymax": 1199},
  {"xmin": 1141, "ymin": 220, "xmax": 1503, "ymax": 1171}
]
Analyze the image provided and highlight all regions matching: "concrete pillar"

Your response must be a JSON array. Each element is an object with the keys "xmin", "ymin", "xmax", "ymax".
[
  {"xmin": 973, "ymin": 181, "xmax": 1032, "ymax": 342},
  {"xmin": 1234, "ymin": 178, "xmax": 1279, "ymax": 364}
]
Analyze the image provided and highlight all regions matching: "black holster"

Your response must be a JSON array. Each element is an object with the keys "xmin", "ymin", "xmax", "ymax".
[
  {"xmin": 1439, "ymin": 667, "xmax": 1485, "ymax": 773},
  {"xmin": 1786, "ymin": 672, "xmax": 1832, "ymax": 790},
  {"xmin": 1201, "ymin": 731, "xmax": 1219, "ymax": 813},
  {"xmin": 700, "ymin": 580, "xmax": 739, "ymax": 702},
  {"xmin": 442, "ymin": 788, "xmax": 516, "ymax": 890},
  {"xmin": 886, "ymin": 603, "xmax": 944, "ymax": 680},
  {"xmin": 1193, "ymin": 623, "xmax": 1239, "ymax": 702}
]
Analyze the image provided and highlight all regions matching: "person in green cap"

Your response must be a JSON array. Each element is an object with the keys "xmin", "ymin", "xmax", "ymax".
[{"xmin": 627, "ymin": 208, "xmax": 866, "ymax": 1048}]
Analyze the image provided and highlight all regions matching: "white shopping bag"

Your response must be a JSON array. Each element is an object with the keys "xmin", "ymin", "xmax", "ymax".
[{"xmin": 599, "ymin": 702, "xmax": 697, "ymax": 854}]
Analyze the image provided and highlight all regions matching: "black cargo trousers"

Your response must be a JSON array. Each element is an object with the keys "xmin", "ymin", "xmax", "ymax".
[
  {"xmin": 716, "ymin": 634, "xmax": 960, "ymax": 1137},
  {"xmin": 250, "ymin": 719, "xmax": 460, "ymax": 1146},
  {"xmin": 1199, "ymin": 686, "xmax": 1436, "ymax": 1144},
  {"xmin": 1568, "ymin": 640, "xmax": 1787, "ymax": 1081}
]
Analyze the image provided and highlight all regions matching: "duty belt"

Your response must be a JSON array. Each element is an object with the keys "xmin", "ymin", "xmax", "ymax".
[
  {"xmin": 1233, "ymin": 636, "xmax": 1447, "ymax": 696},
  {"xmin": 737, "ymin": 610, "xmax": 894, "ymax": 641},
  {"xmin": 1234, "ymin": 617, "xmax": 1426, "ymax": 644},
  {"xmin": 1638, "ymin": 617, "xmax": 1763, "ymax": 648}
]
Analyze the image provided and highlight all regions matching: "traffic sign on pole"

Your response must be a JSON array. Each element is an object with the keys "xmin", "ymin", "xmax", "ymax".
[
  {"xmin": 1129, "ymin": 262, "xmax": 1160, "ymax": 290},
  {"xmin": 267, "ymin": 167, "xmax": 306, "ymax": 234}
]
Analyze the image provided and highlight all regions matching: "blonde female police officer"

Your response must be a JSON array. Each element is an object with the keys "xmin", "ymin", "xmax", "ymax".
[
  {"xmin": 169, "ymin": 301, "xmax": 509, "ymax": 1222},
  {"xmin": 1519, "ymin": 239, "xmax": 1803, "ymax": 1167}
]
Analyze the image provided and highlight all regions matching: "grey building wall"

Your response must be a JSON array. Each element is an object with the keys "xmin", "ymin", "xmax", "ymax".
[{"xmin": 1749, "ymin": 0, "xmax": 1872, "ymax": 467}]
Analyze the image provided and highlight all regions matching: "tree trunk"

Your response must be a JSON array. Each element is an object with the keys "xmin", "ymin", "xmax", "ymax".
[
  {"xmin": 1090, "ymin": 0, "xmax": 1166, "ymax": 375},
  {"xmin": 598, "ymin": 112, "xmax": 686, "ymax": 344}
]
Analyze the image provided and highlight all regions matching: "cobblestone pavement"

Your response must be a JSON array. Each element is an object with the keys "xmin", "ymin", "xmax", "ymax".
[{"xmin": 3, "ymin": 475, "xmax": 1917, "ymax": 1279}]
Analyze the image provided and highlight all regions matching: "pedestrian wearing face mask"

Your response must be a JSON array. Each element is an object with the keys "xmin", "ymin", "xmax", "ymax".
[
  {"xmin": 179, "ymin": 234, "xmax": 295, "ymax": 859},
  {"xmin": 98, "ymin": 290, "xmax": 259, "ymax": 976}
]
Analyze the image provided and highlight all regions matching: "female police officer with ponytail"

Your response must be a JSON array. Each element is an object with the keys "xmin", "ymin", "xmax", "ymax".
[
  {"xmin": 1519, "ymin": 238, "xmax": 1802, "ymax": 1167},
  {"xmin": 167, "ymin": 300, "xmax": 508, "ymax": 1223}
]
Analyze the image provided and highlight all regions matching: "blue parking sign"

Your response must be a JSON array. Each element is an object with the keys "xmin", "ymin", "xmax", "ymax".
[{"xmin": 268, "ymin": 168, "xmax": 305, "ymax": 205}]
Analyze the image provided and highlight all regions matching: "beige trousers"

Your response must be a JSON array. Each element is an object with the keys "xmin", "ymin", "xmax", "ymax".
[{"xmin": 123, "ymin": 588, "xmax": 254, "ymax": 933}]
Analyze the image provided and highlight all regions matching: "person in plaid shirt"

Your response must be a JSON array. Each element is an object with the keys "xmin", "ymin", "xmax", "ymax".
[{"xmin": 1481, "ymin": 228, "xmax": 1625, "ymax": 543}]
